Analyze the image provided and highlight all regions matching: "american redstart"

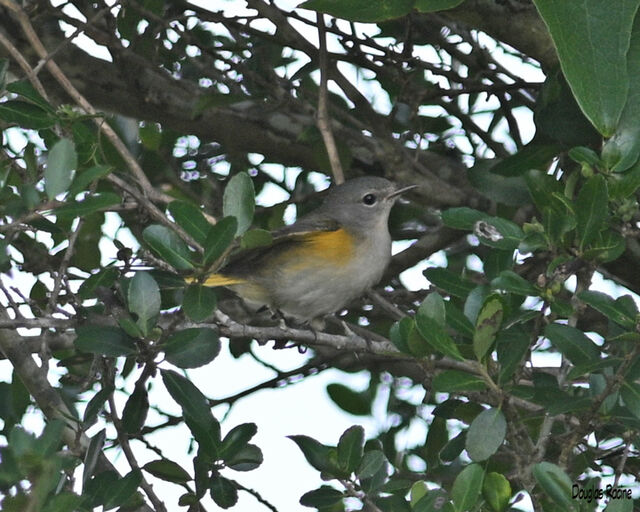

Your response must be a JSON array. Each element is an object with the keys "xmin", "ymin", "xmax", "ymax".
[{"xmin": 194, "ymin": 176, "xmax": 416, "ymax": 320}]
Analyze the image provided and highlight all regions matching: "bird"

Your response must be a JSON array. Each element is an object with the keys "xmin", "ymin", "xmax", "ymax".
[{"xmin": 195, "ymin": 176, "xmax": 415, "ymax": 321}]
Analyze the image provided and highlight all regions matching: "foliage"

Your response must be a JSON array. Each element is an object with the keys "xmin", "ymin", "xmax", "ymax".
[{"xmin": 0, "ymin": 0, "xmax": 639, "ymax": 511}]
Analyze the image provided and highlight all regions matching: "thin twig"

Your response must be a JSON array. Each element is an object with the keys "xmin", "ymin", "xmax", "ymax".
[{"xmin": 316, "ymin": 13, "xmax": 344, "ymax": 184}]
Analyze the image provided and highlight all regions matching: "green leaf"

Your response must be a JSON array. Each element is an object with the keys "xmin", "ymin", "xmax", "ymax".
[
  {"xmin": 418, "ymin": 292, "xmax": 446, "ymax": 327},
  {"xmin": 609, "ymin": 158, "xmax": 640, "ymax": 198},
  {"xmin": 225, "ymin": 443, "xmax": 263, "ymax": 471},
  {"xmin": 473, "ymin": 294, "xmax": 504, "ymax": 360},
  {"xmin": 433, "ymin": 371, "xmax": 487, "ymax": 393},
  {"xmin": 451, "ymin": 463, "xmax": 484, "ymax": 512},
  {"xmin": 240, "ymin": 228, "xmax": 273, "ymax": 249},
  {"xmin": 78, "ymin": 267, "xmax": 119, "ymax": 300},
  {"xmin": 441, "ymin": 207, "xmax": 486, "ymax": 230},
  {"xmin": 445, "ymin": 301, "xmax": 475, "ymax": 338},
  {"xmin": 534, "ymin": 72, "xmax": 601, "ymax": 147},
  {"xmin": 182, "ymin": 284, "xmax": 217, "ymax": 322},
  {"xmin": 45, "ymin": 138, "xmax": 77, "ymax": 199},
  {"xmin": 575, "ymin": 175, "xmax": 608, "ymax": 250},
  {"xmin": 604, "ymin": 496, "xmax": 635, "ymax": 511},
  {"xmin": 415, "ymin": 0, "xmax": 466, "ymax": 13},
  {"xmin": 482, "ymin": 472, "xmax": 512, "ymax": 512},
  {"xmin": 326, "ymin": 383, "xmax": 371, "ymax": 416},
  {"xmin": 490, "ymin": 142, "xmax": 562, "ymax": 177},
  {"xmin": 142, "ymin": 224, "xmax": 195, "ymax": 271},
  {"xmin": 582, "ymin": 230, "xmax": 626, "ymax": 263},
  {"xmin": 143, "ymin": 459, "xmax": 191, "ymax": 483},
  {"xmin": 288, "ymin": 435, "xmax": 333, "ymax": 473},
  {"xmin": 532, "ymin": 462, "xmax": 575, "ymax": 509},
  {"xmin": 82, "ymin": 429, "xmax": 106, "ymax": 489},
  {"xmin": 102, "ymin": 470, "xmax": 142, "ymax": 509},
  {"xmin": 70, "ymin": 165, "xmax": 111, "ymax": 197},
  {"xmin": 620, "ymin": 381, "xmax": 640, "ymax": 419},
  {"xmin": 578, "ymin": 290, "xmax": 636, "ymax": 328},
  {"xmin": 203, "ymin": 216, "xmax": 238, "ymax": 266},
  {"xmin": 0, "ymin": 100, "xmax": 55, "ymax": 129},
  {"xmin": 490, "ymin": 270, "xmax": 538, "ymax": 296},
  {"xmin": 337, "ymin": 425, "xmax": 364, "ymax": 474},
  {"xmin": 121, "ymin": 385, "xmax": 149, "ymax": 435},
  {"xmin": 357, "ymin": 450, "xmax": 386, "ymax": 480},
  {"xmin": 300, "ymin": 486, "xmax": 344, "ymax": 508},
  {"xmin": 53, "ymin": 193, "xmax": 121, "ymax": 219},
  {"xmin": 163, "ymin": 327, "xmax": 220, "ymax": 369},
  {"xmin": 465, "ymin": 408, "xmax": 507, "ymax": 462},
  {"xmin": 544, "ymin": 323, "xmax": 601, "ymax": 366},
  {"xmin": 160, "ymin": 369, "xmax": 214, "ymax": 431},
  {"xmin": 415, "ymin": 314, "xmax": 464, "ymax": 360},
  {"xmin": 467, "ymin": 161, "xmax": 530, "ymax": 206},
  {"xmin": 413, "ymin": 489, "xmax": 455, "ymax": 512},
  {"xmin": 424, "ymin": 267, "xmax": 475, "ymax": 298},
  {"xmin": 168, "ymin": 201, "xmax": 211, "ymax": 246},
  {"xmin": 127, "ymin": 272, "xmax": 161, "ymax": 336},
  {"xmin": 74, "ymin": 325, "xmax": 136, "ymax": 357},
  {"xmin": 83, "ymin": 386, "xmax": 113, "ymax": 426},
  {"xmin": 389, "ymin": 317, "xmax": 413, "ymax": 354},
  {"xmin": 223, "ymin": 172, "xmax": 255, "ymax": 235},
  {"xmin": 221, "ymin": 422, "xmax": 257, "ymax": 460},
  {"xmin": 7, "ymin": 79, "xmax": 55, "ymax": 112},
  {"xmin": 533, "ymin": 0, "xmax": 640, "ymax": 136},
  {"xmin": 209, "ymin": 475, "xmax": 238, "ymax": 509},
  {"xmin": 300, "ymin": 0, "xmax": 414, "ymax": 22}
]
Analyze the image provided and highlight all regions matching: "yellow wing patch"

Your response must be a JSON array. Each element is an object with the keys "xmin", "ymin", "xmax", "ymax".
[
  {"xmin": 201, "ymin": 274, "xmax": 246, "ymax": 287},
  {"xmin": 287, "ymin": 228, "xmax": 355, "ymax": 268}
]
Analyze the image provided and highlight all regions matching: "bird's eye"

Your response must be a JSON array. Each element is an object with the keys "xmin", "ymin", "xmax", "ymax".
[{"xmin": 362, "ymin": 193, "xmax": 377, "ymax": 206}]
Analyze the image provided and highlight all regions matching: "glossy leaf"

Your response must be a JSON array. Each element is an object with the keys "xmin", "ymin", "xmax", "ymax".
[
  {"xmin": 78, "ymin": 267, "xmax": 119, "ymax": 300},
  {"xmin": 326, "ymin": 383, "xmax": 371, "ymax": 416},
  {"xmin": 424, "ymin": 267, "xmax": 475, "ymax": 298},
  {"xmin": 142, "ymin": 224, "xmax": 195, "ymax": 271},
  {"xmin": 415, "ymin": 314, "xmax": 463, "ymax": 360},
  {"xmin": 82, "ymin": 429, "xmax": 106, "ymax": 489},
  {"xmin": 300, "ymin": 486, "xmax": 344, "ymax": 507},
  {"xmin": 473, "ymin": 294, "xmax": 504, "ymax": 360},
  {"xmin": 102, "ymin": 470, "xmax": 142, "ymax": 509},
  {"xmin": 163, "ymin": 327, "xmax": 220, "ymax": 369},
  {"xmin": 337, "ymin": 425, "xmax": 364, "ymax": 474},
  {"xmin": 578, "ymin": 290, "xmax": 636, "ymax": 328},
  {"xmin": 182, "ymin": 284, "xmax": 217, "ymax": 321},
  {"xmin": 433, "ymin": 371, "xmax": 487, "ymax": 393},
  {"xmin": 53, "ymin": 193, "xmax": 120, "ymax": 219},
  {"xmin": 490, "ymin": 142, "xmax": 562, "ymax": 177},
  {"xmin": 223, "ymin": 172, "xmax": 255, "ymax": 235},
  {"xmin": 225, "ymin": 443, "xmax": 263, "ymax": 471},
  {"xmin": 465, "ymin": 408, "xmax": 507, "ymax": 461},
  {"xmin": 491, "ymin": 270, "xmax": 537, "ymax": 296},
  {"xmin": 357, "ymin": 450, "xmax": 386, "ymax": 480},
  {"xmin": 483, "ymin": 472, "xmax": 512, "ymax": 512},
  {"xmin": 0, "ymin": 100, "xmax": 55, "ymax": 129},
  {"xmin": 45, "ymin": 138, "xmax": 77, "ymax": 199},
  {"xmin": 121, "ymin": 385, "xmax": 149, "ymax": 435},
  {"xmin": 203, "ymin": 216, "xmax": 238, "ymax": 266},
  {"xmin": 127, "ymin": 271, "xmax": 161, "ymax": 335},
  {"xmin": 620, "ymin": 381, "xmax": 640, "ymax": 419},
  {"xmin": 575, "ymin": 175, "xmax": 608, "ymax": 251},
  {"xmin": 451, "ymin": 463, "xmax": 484, "ymax": 512},
  {"xmin": 209, "ymin": 475, "xmax": 238, "ymax": 509},
  {"xmin": 143, "ymin": 459, "xmax": 191, "ymax": 483},
  {"xmin": 161, "ymin": 369, "xmax": 214, "ymax": 431},
  {"xmin": 221, "ymin": 423, "xmax": 257, "ymax": 460},
  {"xmin": 533, "ymin": 0, "xmax": 640, "ymax": 136},
  {"xmin": 532, "ymin": 462, "xmax": 575, "ymax": 509},
  {"xmin": 544, "ymin": 323, "xmax": 601, "ymax": 366},
  {"xmin": 168, "ymin": 200, "xmax": 211, "ymax": 246},
  {"xmin": 415, "ymin": 0, "xmax": 465, "ymax": 12},
  {"xmin": 74, "ymin": 325, "xmax": 136, "ymax": 357},
  {"xmin": 288, "ymin": 435, "xmax": 333, "ymax": 474}
]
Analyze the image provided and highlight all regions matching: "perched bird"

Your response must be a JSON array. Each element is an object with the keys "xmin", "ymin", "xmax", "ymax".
[{"xmin": 197, "ymin": 176, "xmax": 415, "ymax": 321}]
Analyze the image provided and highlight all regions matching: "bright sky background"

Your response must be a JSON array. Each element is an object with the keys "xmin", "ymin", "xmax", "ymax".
[{"xmin": 1, "ymin": 1, "xmax": 638, "ymax": 511}]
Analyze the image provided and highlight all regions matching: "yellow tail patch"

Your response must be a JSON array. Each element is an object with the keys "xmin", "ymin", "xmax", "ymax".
[{"xmin": 185, "ymin": 274, "xmax": 246, "ymax": 287}]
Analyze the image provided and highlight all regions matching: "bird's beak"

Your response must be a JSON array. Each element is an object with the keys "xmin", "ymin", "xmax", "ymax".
[{"xmin": 386, "ymin": 184, "xmax": 418, "ymax": 200}]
